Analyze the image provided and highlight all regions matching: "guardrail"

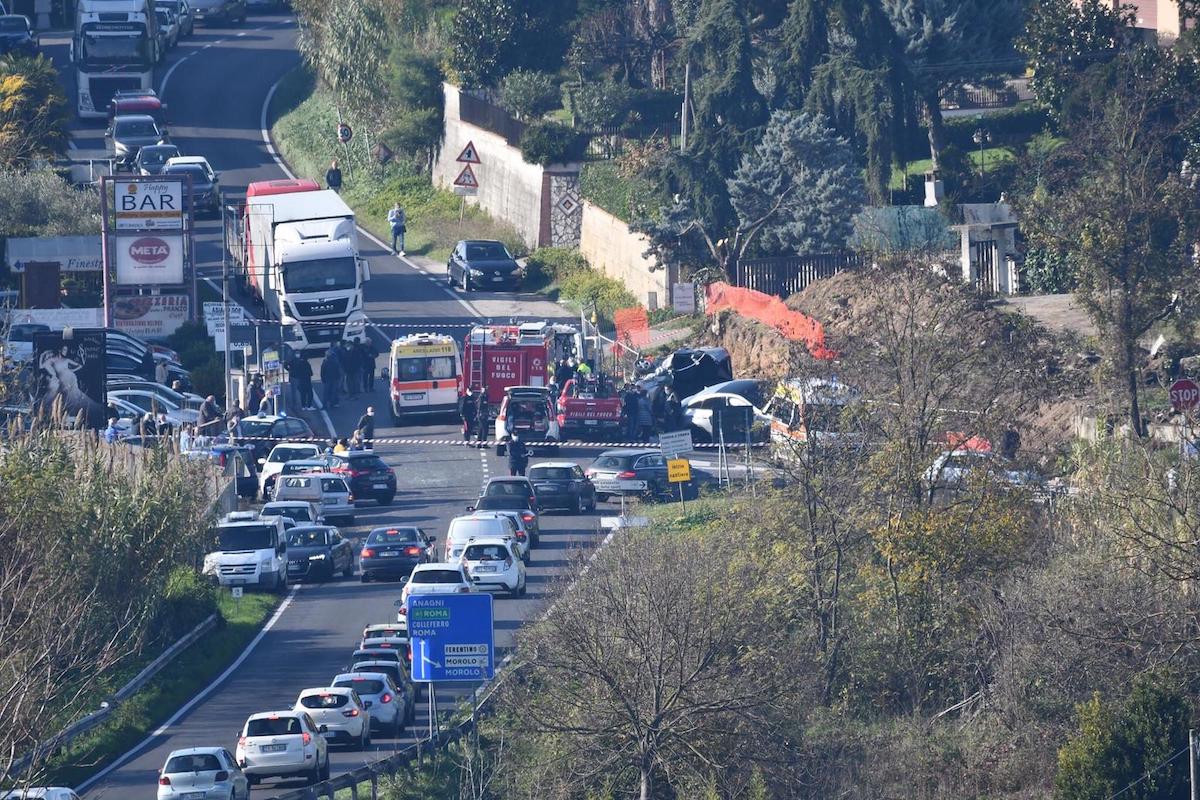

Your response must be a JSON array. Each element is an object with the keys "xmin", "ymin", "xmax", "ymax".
[{"xmin": 9, "ymin": 613, "xmax": 219, "ymax": 779}]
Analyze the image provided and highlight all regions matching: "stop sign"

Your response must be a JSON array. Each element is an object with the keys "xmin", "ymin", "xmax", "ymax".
[{"xmin": 1170, "ymin": 378, "xmax": 1200, "ymax": 412}]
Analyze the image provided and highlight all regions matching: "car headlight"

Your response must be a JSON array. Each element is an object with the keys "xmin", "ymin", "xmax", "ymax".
[
  {"xmin": 468, "ymin": 268, "xmax": 485, "ymax": 277},
  {"xmin": 202, "ymin": 556, "xmax": 217, "ymax": 575},
  {"xmin": 345, "ymin": 314, "xmax": 366, "ymax": 331},
  {"xmin": 260, "ymin": 558, "xmax": 274, "ymax": 570},
  {"xmin": 309, "ymin": 553, "xmax": 327, "ymax": 560}
]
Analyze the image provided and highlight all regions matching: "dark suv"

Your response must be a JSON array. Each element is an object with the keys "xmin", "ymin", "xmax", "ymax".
[
  {"xmin": 528, "ymin": 462, "xmax": 596, "ymax": 513},
  {"xmin": 585, "ymin": 448, "xmax": 698, "ymax": 502},
  {"xmin": 327, "ymin": 451, "xmax": 397, "ymax": 505}
]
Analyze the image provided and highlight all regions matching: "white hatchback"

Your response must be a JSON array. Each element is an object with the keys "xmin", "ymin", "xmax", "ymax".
[
  {"xmin": 396, "ymin": 563, "xmax": 472, "ymax": 624},
  {"xmin": 157, "ymin": 747, "xmax": 248, "ymax": 800},
  {"xmin": 461, "ymin": 537, "xmax": 527, "ymax": 597},
  {"xmin": 443, "ymin": 513, "xmax": 519, "ymax": 563},
  {"xmin": 295, "ymin": 687, "xmax": 371, "ymax": 750},
  {"xmin": 235, "ymin": 711, "xmax": 328, "ymax": 786}
]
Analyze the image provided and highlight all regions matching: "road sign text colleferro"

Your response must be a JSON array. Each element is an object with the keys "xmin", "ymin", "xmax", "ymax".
[{"xmin": 407, "ymin": 594, "xmax": 495, "ymax": 683}]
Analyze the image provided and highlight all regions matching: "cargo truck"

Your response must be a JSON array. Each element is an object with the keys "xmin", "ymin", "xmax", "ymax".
[{"xmin": 72, "ymin": 0, "xmax": 160, "ymax": 118}]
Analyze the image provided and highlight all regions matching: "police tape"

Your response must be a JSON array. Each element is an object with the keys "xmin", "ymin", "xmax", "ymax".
[{"xmin": 134, "ymin": 433, "xmax": 763, "ymax": 450}]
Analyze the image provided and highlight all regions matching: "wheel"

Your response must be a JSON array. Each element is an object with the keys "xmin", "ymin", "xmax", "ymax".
[
  {"xmin": 319, "ymin": 752, "xmax": 330, "ymax": 780},
  {"xmin": 596, "ymin": 493, "xmax": 609, "ymax": 503},
  {"xmin": 391, "ymin": 406, "xmax": 402, "ymax": 425},
  {"xmin": 246, "ymin": 775, "xmax": 259, "ymax": 787},
  {"xmin": 518, "ymin": 577, "xmax": 527, "ymax": 597},
  {"xmin": 361, "ymin": 572, "xmax": 370, "ymax": 582},
  {"xmin": 306, "ymin": 764, "xmax": 320, "ymax": 785},
  {"xmin": 378, "ymin": 493, "xmax": 394, "ymax": 506},
  {"xmin": 461, "ymin": 272, "xmax": 470, "ymax": 292},
  {"xmin": 275, "ymin": 571, "xmax": 288, "ymax": 593},
  {"xmin": 393, "ymin": 713, "xmax": 404, "ymax": 738},
  {"xmin": 446, "ymin": 270, "xmax": 454, "ymax": 287},
  {"xmin": 355, "ymin": 725, "xmax": 368, "ymax": 751}
]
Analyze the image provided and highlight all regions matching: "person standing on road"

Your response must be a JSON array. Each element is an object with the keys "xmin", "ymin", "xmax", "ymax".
[
  {"xmin": 459, "ymin": 387, "xmax": 477, "ymax": 442},
  {"xmin": 320, "ymin": 349, "xmax": 342, "ymax": 409},
  {"xmin": 154, "ymin": 359, "xmax": 169, "ymax": 385},
  {"xmin": 387, "ymin": 203, "xmax": 407, "ymax": 256},
  {"xmin": 356, "ymin": 406, "xmax": 376, "ymax": 447},
  {"xmin": 507, "ymin": 433, "xmax": 529, "ymax": 476},
  {"xmin": 664, "ymin": 388, "xmax": 682, "ymax": 432},
  {"xmin": 325, "ymin": 159, "xmax": 342, "ymax": 192},
  {"xmin": 289, "ymin": 352, "xmax": 314, "ymax": 410},
  {"xmin": 198, "ymin": 394, "xmax": 221, "ymax": 440},
  {"xmin": 362, "ymin": 337, "xmax": 379, "ymax": 392},
  {"xmin": 636, "ymin": 388, "xmax": 654, "ymax": 441},
  {"xmin": 344, "ymin": 342, "xmax": 362, "ymax": 399},
  {"xmin": 103, "ymin": 415, "xmax": 121, "ymax": 444},
  {"xmin": 245, "ymin": 375, "xmax": 264, "ymax": 416},
  {"xmin": 474, "ymin": 389, "xmax": 489, "ymax": 447}
]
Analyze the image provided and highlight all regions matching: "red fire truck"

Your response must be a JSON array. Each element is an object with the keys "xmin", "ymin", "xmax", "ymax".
[{"xmin": 462, "ymin": 321, "xmax": 583, "ymax": 407}]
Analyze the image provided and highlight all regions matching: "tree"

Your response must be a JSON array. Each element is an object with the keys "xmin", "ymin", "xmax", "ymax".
[
  {"xmin": 1019, "ymin": 61, "xmax": 1200, "ymax": 436},
  {"xmin": 295, "ymin": 0, "xmax": 390, "ymax": 117},
  {"xmin": 881, "ymin": 0, "xmax": 1025, "ymax": 170},
  {"xmin": 728, "ymin": 110, "xmax": 866, "ymax": 256},
  {"xmin": 569, "ymin": 79, "xmax": 632, "ymax": 129},
  {"xmin": 1054, "ymin": 672, "xmax": 1191, "ymax": 800},
  {"xmin": 0, "ymin": 169, "xmax": 100, "ymax": 238},
  {"xmin": 0, "ymin": 55, "xmax": 68, "ymax": 167},
  {"xmin": 448, "ymin": 0, "xmax": 575, "ymax": 88},
  {"xmin": 499, "ymin": 69, "xmax": 559, "ymax": 120}
]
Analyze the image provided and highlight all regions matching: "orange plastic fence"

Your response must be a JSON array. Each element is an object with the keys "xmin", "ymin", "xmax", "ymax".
[
  {"xmin": 614, "ymin": 306, "xmax": 651, "ymax": 350},
  {"xmin": 705, "ymin": 282, "xmax": 837, "ymax": 360}
]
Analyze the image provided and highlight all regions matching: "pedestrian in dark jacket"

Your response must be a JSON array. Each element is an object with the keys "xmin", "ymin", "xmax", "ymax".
[
  {"xmin": 198, "ymin": 395, "xmax": 221, "ymax": 438},
  {"xmin": 507, "ymin": 433, "xmax": 529, "ymax": 476},
  {"xmin": 362, "ymin": 338, "xmax": 379, "ymax": 391},
  {"xmin": 474, "ymin": 390, "xmax": 489, "ymax": 446},
  {"xmin": 636, "ymin": 389, "xmax": 654, "ymax": 440},
  {"xmin": 325, "ymin": 159, "xmax": 342, "ymax": 192},
  {"xmin": 245, "ymin": 376, "xmax": 265, "ymax": 417},
  {"xmin": 320, "ymin": 350, "xmax": 343, "ymax": 409},
  {"xmin": 459, "ymin": 387, "xmax": 478, "ymax": 441},
  {"xmin": 650, "ymin": 386, "xmax": 667, "ymax": 432},
  {"xmin": 289, "ymin": 354, "xmax": 314, "ymax": 410},
  {"xmin": 344, "ymin": 342, "xmax": 362, "ymax": 399},
  {"xmin": 356, "ymin": 406, "xmax": 376, "ymax": 447},
  {"xmin": 664, "ymin": 389, "xmax": 682, "ymax": 432}
]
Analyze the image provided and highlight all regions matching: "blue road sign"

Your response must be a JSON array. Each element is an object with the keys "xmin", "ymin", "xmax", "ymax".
[{"xmin": 407, "ymin": 593, "xmax": 494, "ymax": 682}]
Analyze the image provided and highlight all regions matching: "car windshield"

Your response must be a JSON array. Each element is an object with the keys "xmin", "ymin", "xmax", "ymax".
[
  {"xmin": 354, "ymin": 649, "xmax": 400, "ymax": 662},
  {"xmin": 396, "ymin": 356, "xmax": 456, "ymax": 381},
  {"xmin": 320, "ymin": 478, "xmax": 349, "ymax": 493},
  {"xmin": 0, "ymin": 18, "xmax": 27, "ymax": 32},
  {"xmin": 156, "ymin": 10, "xmax": 169, "ymax": 22},
  {"xmin": 450, "ymin": 519, "xmax": 504, "ymax": 539},
  {"xmin": 353, "ymin": 663, "xmax": 401, "ymax": 683},
  {"xmin": 115, "ymin": 119, "xmax": 159, "ymax": 138},
  {"xmin": 270, "ymin": 506, "xmax": 313, "ymax": 522},
  {"xmin": 282, "ymin": 257, "xmax": 357, "ymax": 293},
  {"xmin": 282, "ymin": 462, "xmax": 322, "ymax": 475},
  {"xmin": 367, "ymin": 528, "xmax": 421, "ymax": 544},
  {"xmin": 83, "ymin": 32, "xmax": 150, "ymax": 65},
  {"xmin": 138, "ymin": 147, "xmax": 177, "ymax": 166},
  {"xmin": 270, "ymin": 446, "xmax": 316, "ymax": 463},
  {"xmin": 216, "ymin": 525, "xmax": 273, "ymax": 551},
  {"xmin": 299, "ymin": 693, "xmax": 350, "ymax": 709},
  {"xmin": 465, "ymin": 544, "xmax": 509, "ymax": 561},
  {"xmin": 165, "ymin": 753, "xmax": 221, "ymax": 773},
  {"xmin": 246, "ymin": 717, "xmax": 302, "ymax": 737},
  {"xmin": 237, "ymin": 419, "xmax": 275, "ymax": 437},
  {"xmin": 349, "ymin": 455, "xmax": 388, "ymax": 470},
  {"xmin": 465, "ymin": 243, "xmax": 509, "ymax": 260},
  {"xmin": 411, "ymin": 569, "xmax": 464, "ymax": 584},
  {"xmin": 475, "ymin": 496, "xmax": 529, "ymax": 510},
  {"xmin": 528, "ymin": 466, "xmax": 573, "ymax": 480},
  {"xmin": 288, "ymin": 528, "xmax": 330, "ymax": 546},
  {"xmin": 335, "ymin": 678, "xmax": 384, "ymax": 694},
  {"xmin": 593, "ymin": 455, "xmax": 634, "ymax": 470},
  {"xmin": 165, "ymin": 165, "xmax": 210, "ymax": 185},
  {"xmin": 483, "ymin": 481, "xmax": 530, "ymax": 497}
]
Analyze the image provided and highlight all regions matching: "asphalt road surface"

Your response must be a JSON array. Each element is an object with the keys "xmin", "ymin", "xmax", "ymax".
[{"xmin": 54, "ymin": 17, "xmax": 616, "ymax": 799}]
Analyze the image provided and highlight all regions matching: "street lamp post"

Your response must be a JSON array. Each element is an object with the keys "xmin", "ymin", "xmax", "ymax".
[{"xmin": 973, "ymin": 123, "xmax": 992, "ymax": 179}]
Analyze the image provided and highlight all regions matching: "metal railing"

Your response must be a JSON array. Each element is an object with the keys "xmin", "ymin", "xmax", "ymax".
[{"xmin": 734, "ymin": 252, "xmax": 866, "ymax": 298}]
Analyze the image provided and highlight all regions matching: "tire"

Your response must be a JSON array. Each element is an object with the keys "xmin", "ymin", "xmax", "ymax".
[
  {"xmin": 391, "ymin": 407, "xmax": 401, "ymax": 425},
  {"xmin": 596, "ymin": 493, "xmax": 609, "ymax": 503},
  {"xmin": 319, "ymin": 753, "xmax": 330, "ymax": 781},
  {"xmin": 518, "ymin": 577, "xmax": 527, "ymax": 597},
  {"xmin": 378, "ymin": 493, "xmax": 394, "ymax": 506},
  {"xmin": 275, "ymin": 571, "xmax": 288, "ymax": 594},
  {"xmin": 355, "ymin": 725, "xmax": 368, "ymax": 751},
  {"xmin": 247, "ymin": 775, "xmax": 259, "ymax": 787},
  {"xmin": 393, "ymin": 713, "xmax": 404, "ymax": 738},
  {"xmin": 446, "ymin": 270, "xmax": 454, "ymax": 287},
  {"xmin": 306, "ymin": 764, "xmax": 320, "ymax": 785},
  {"xmin": 496, "ymin": 444, "xmax": 506, "ymax": 456},
  {"xmin": 360, "ymin": 572, "xmax": 370, "ymax": 583},
  {"xmin": 461, "ymin": 272, "xmax": 470, "ymax": 292}
]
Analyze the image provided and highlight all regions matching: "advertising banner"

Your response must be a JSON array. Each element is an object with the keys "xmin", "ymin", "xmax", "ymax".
[
  {"xmin": 113, "ymin": 178, "xmax": 184, "ymax": 231},
  {"xmin": 114, "ymin": 233, "xmax": 185, "ymax": 285},
  {"xmin": 31, "ymin": 329, "xmax": 107, "ymax": 429},
  {"xmin": 112, "ymin": 294, "xmax": 189, "ymax": 340}
]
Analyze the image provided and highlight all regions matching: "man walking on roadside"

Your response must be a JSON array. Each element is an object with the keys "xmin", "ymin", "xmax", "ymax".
[
  {"xmin": 474, "ymin": 389, "xmax": 489, "ymax": 447},
  {"xmin": 198, "ymin": 394, "xmax": 221, "ymax": 440},
  {"xmin": 325, "ymin": 159, "xmax": 342, "ymax": 192},
  {"xmin": 356, "ymin": 406, "xmax": 376, "ymax": 448},
  {"xmin": 387, "ymin": 202, "xmax": 406, "ymax": 256}
]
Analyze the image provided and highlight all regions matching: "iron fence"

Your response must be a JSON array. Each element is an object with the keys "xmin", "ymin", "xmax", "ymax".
[{"xmin": 734, "ymin": 252, "xmax": 866, "ymax": 298}]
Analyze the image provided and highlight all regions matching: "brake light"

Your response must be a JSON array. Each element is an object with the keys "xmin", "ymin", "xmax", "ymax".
[
  {"xmin": 159, "ymin": 776, "xmax": 171, "ymax": 786},
  {"xmin": 617, "ymin": 470, "xmax": 636, "ymax": 479},
  {"xmin": 404, "ymin": 546, "xmax": 421, "ymax": 556},
  {"xmin": 348, "ymin": 493, "xmax": 355, "ymax": 502},
  {"xmin": 302, "ymin": 732, "xmax": 312, "ymax": 745},
  {"xmin": 398, "ymin": 606, "xmax": 407, "ymax": 616},
  {"xmin": 504, "ymin": 556, "xmax": 512, "ymax": 568},
  {"xmin": 407, "ymin": 649, "xmax": 413, "ymax": 661},
  {"xmin": 381, "ymin": 693, "xmax": 393, "ymax": 703},
  {"xmin": 521, "ymin": 511, "xmax": 534, "ymax": 522},
  {"xmin": 515, "ymin": 530, "xmax": 527, "ymax": 541},
  {"xmin": 237, "ymin": 736, "xmax": 246, "ymax": 749},
  {"xmin": 361, "ymin": 548, "xmax": 375, "ymax": 558},
  {"xmin": 526, "ymin": 499, "xmax": 536, "ymax": 510},
  {"xmin": 343, "ymin": 708, "xmax": 360, "ymax": 717},
  {"xmin": 349, "ymin": 469, "xmax": 369, "ymax": 477},
  {"xmin": 215, "ymin": 771, "xmax": 229, "ymax": 782}
]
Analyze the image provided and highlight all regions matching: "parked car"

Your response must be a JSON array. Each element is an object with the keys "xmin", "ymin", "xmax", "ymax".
[
  {"xmin": 447, "ymin": 239, "xmax": 522, "ymax": 292},
  {"xmin": 285, "ymin": 525, "xmax": 354, "ymax": 581},
  {"xmin": 527, "ymin": 461, "xmax": 596, "ymax": 514},
  {"xmin": 107, "ymin": 379, "xmax": 202, "ymax": 410},
  {"xmin": 107, "ymin": 114, "xmax": 169, "ymax": 171},
  {"xmin": 232, "ymin": 414, "xmax": 315, "ymax": 461},
  {"xmin": 360, "ymin": 526, "xmax": 435, "ymax": 583},
  {"xmin": 586, "ymin": 448, "xmax": 697, "ymax": 502},
  {"xmin": 331, "ymin": 672, "xmax": 413, "ymax": 738},
  {"xmin": 135, "ymin": 143, "xmax": 182, "ymax": 175},
  {"xmin": 235, "ymin": 710, "xmax": 329, "ymax": 785},
  {"xmin": 190, "ymin": 444, "xmax": 260, "ymax": 498},
  {"xmin": 156, "ymin": 747, "xmax": 247, "ymax": 800},
  {"xmin": 0, "ymin": 14, "xmax": 38, "ymax": 56},
  {"xmin": 494, "ymin": 386, "xmax": 559, "ymax": 453},
  {"xmin": 156, "ymin": 0, "xmax": 194, "ymax": 36},
  {"xmin": 461, "ymin": 536, "xmax": 526, "ymax": 597}
]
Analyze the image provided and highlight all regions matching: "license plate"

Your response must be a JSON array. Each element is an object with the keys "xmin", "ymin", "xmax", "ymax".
[
  {"xmin": 260, "ymin": 743, "xmax": 286, "ymax": 753},
  {"xmin": 230, "ymin": 578, "xmax": 247, "ymax": 585},
  {"xmin": 374, "ymin": 482, "xmax": 388, "ymax": 489},
  {"xmin": 380, "ymin": 551, "xmax": 397, "ymax": 558},
  {"xmin": 402, "ymin": 392, "xmax": 424, "ymax": 400},
  {"xmin": 535, "ymin": 484, "xmax": 555, "ymax": 491},
  {"xmin": 584, "ymin": 419, "xmax": 598, "ymax": 425},
  {"xmin": 182, "ymin": 793, "xmax": 205, "ymax": 800},
  {"xmin": 491, "ymin": 275, "xmax": 503, "ymax": 281},
  {"xmin": 474, "ymin": 565, "xmax": 497, "ymax": 573}
]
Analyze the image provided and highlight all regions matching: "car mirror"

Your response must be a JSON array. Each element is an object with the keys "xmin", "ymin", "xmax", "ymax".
[
  {"xmin": 257, "ymin": 458, "xmax": 265, "ymax": 465},
  {"xmin": 104, "ymin": 128, "xmax": 113, "ymax": 137},
  {"xmin": 393, "ymin": 599, "xmax": 404, "ymax": 608},
  {"xmin": 465, "ymin": 505, "xmax": 475, "ymax": 512}
]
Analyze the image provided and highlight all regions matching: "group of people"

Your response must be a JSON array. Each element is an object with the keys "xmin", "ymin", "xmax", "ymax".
[
  {"xmin": 318, "ymin": 339, "xmax": 379, "ymax": 410},
  {"xmin": 620, "ymin": 383, "xmax": 682, "ymax": 441}
]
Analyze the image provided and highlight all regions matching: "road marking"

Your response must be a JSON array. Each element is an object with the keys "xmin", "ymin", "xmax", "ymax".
[{"xmin": 75, "ymin": 583, "xmax": 302, "ymax": 794}]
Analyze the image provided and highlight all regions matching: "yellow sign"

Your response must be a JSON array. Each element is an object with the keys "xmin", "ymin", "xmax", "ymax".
[{"xmin": 667, "ymin": 458, "xmax": 691, "ymax": 483}]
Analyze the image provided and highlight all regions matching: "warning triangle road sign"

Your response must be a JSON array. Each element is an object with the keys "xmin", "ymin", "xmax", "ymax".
[
  {"xmin": 456, "ymin": 141, "xmax": 481, "ymax": 164},
  {"xmin": 453, "ymin": 164, "xmax": 480, "ymax": 189}
]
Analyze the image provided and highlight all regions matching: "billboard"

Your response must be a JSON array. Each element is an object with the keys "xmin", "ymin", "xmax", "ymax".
[
  {"xmin": 113, "ymin": 178, "xmax": 184, "ymax": 231},
  {"xmin": 113, "ymin": 294, "xmax": 189, "ymax": 340},
  {"xmin": 31, "ymin": 329, "xmax": 107, "ymax": 429},
  {"xmin": 113, "ymin": 234, "xmax": 185, "ymax": 285}
]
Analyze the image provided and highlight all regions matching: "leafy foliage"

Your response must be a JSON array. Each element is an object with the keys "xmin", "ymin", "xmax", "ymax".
[
  {"xmin": 518, "ymin": 120, "xmax": 585, "ymax": 166},
  {"xmin": 0, "ymin": 55, "xmax": 68, "ymax": 167},
  {"xmin": 1021, "ymin": 245, "xmax": 1076, "ymax": 294},
  {"xmin": 295, "ymin": 0, "xmax": 390, "ymax": 118},
  {"xmin": 447, "ymin": 0, "xmax": 574, "ymax": 88},
  {"xmin": 728, "ymin": 110, "xmax": 865, "ymax": 256},
  {"xmin": 568, "ymin": 79, "xmax": 632, "ymax": 129},
  {"xmin": 500, "ymin": 69, "xmax": 559, "ymax": 120},
  {"xmin": 0, "ymin": 168, "xmax": 100, "ymax": 238}
]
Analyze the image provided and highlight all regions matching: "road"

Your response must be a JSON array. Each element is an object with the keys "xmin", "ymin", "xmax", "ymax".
[{"xmin": 55, "ymin": 16, "xmax": 613, "ymax": 798}]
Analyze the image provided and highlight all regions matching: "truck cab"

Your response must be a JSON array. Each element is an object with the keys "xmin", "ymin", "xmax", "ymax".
[{"xmin": 72, "ymin": 0, "xmax": 159, "ymax": 118}]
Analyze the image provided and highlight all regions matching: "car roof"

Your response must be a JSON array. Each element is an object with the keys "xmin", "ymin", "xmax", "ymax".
[
  {"xmin": 289, "ymin": 524, "xmax": 335, "ymax": 533},
  {"xmin": 485, "ymin": 477, "xmax": 532, "ymax": 484},
  {"xmin": 457, "ymin": 239, "xmax": 505, "ymax": 246},
  {"xmin": 246, "ymin": 710, "xmax": 300, "ymax": 721},
  {"xmin": 412, "ymin": 562, "xmax": 462, "ymax": 572},
  {"xmin": 0, "ymin": 14, "xmax": 29, "ymax": 23},
  {"xmin": 298, "ymin": 685, "xmax": 353, "ymax": 696},
  {"xmin": 595, "ymin": 448, "xmax": 659, "ymax": 457},
  {"xmin": 165, "ymin": 746, "xmax": 224, "ymax": 757},
  {"xmin": 166, "ymin": 155, "xmax": 210, "ymax": 166},
  {"xmin": 333, "ymin": 671, "xmax": 392, "ymax": 683},
  {"xmin": 139, "ymin": 144, "xmax": 177, "ymax": 152},
  {"xmin": 529, "ymin": 461, "xmax": 577, "ymax": 469},
  {"xmin": 464, "ymin": 536, "xmax": 515, "ymax": 547}
]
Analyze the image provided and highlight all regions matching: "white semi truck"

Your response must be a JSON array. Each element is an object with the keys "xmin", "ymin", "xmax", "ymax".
[
  {"xmin": 72, "ymin": 0, "xmax": 160, "ymax": 118},
  {"xmin": 233, "ymin": 179, "xmax": 370, "ymax": 351}
]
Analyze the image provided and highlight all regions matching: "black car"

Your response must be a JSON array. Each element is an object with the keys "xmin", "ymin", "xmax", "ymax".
[
  {"xmin": 0, "ymin": 15, "xmax": 37, "ymax": 56},
  {"xmin": 446, "ymin": 239, "xmax": 522, "ymax": 292},
  {"xmin": 585, "ymin": 448, "xmax": 698, "ymax": 502},
  {"xmin": 285, "ymin": 525, "xmax": 354, "ymax": 581},
  {"xmin": 328, "ymin": 451, "xmax": 397, "ymax": 505},
  {"xmin": 135, "ymin": 143, "xmax": 181, "ymax": 175},
  {"xmin": 233, "ymin": 414, "xmax": 316, "ymax": 461},
  {"xmin": 162, "ymin": 162, "xmax": 219, "ymax": 217},
  {"xmin": 359, "ymin": 526, "xmax": 434, "ymax": 583},
  {"xmin": 527, "ymin": 462, "xmax": 597, "ymax": 513}
]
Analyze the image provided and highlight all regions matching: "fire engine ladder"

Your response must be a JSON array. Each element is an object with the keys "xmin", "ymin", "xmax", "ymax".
[{"xmin": 468, "ymin": 334, "xmax": 485, "ymax": 392}]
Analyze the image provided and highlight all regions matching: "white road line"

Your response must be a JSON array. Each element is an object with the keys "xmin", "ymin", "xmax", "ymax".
[{"xmin": 75, "ymin": 584, "xmax": 303, "ymax": 794}]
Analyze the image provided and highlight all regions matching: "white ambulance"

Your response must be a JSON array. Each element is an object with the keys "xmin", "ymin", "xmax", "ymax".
[{"xmin": 388, "ymin": 333, "xmax": 462, "ymax": 424}]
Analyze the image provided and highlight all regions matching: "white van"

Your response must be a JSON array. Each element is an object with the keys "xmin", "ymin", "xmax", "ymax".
[
  {"xmin": 442, "ymin": 513, "xmax": 518, "ymax": 563},
  {"xmin": 273, "ymin": 473, "xmax": 355, "ymax": 524},
  {"xmin": 203, "ymin": 512, "xmax": 288, "ymax": 591},
  {"xmin": 388, "ymin": 333, "xmax": 462, "ymax": 424}
]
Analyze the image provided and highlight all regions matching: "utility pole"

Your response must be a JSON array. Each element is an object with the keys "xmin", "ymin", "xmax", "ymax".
[
  {"xmin": 1190, "ymin": 728, "xmax": 1198, "ymax": 800},
  {"xmin": 680, "ymin": 61, "xmax": 690, "ymax": 153},
  {"xmin": 221, "ymin": 202, "xmax": 232, "ymax": 411}
]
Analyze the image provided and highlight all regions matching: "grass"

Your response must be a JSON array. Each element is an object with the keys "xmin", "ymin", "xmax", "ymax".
[
  {"xmin": 269, "ymin": 68, "xmax": 525, "ymax": 264},
  {"xmin": 43, "ymin": 590, "xmax": 280, "ymax": 787},
  {"xmin": 889, "ymin": 145, "xmax": 1016, "ymax": 191}
]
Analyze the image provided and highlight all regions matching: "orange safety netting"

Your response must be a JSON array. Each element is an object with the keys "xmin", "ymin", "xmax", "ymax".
[
  {"xmin": 705, "ymin": 282, "xmax": 837, "ymax": 360},
  {"xmin": 614, "ymin": 306, "xmax": 651, "ymax": 350}
]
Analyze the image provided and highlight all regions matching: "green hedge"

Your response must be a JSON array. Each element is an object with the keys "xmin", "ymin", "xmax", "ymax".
[
  {"xmin": 525, "ymin": 247, "xmax": 638, "ymax": 324},
  {"xmin": 519, "ymin": 120, "xmax": 586, "ymax": 166},
  {"xmin": 153, "ymin": 566, "xmax": 219, "ymax": 645}
]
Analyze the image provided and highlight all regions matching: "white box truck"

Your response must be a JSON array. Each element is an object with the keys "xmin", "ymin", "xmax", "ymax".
[
  {"xmin": 234, "ymin": 180, "xmax": 370, "ymax": 351},
  {"xmin": 72, "ymin": 0, "xmax": 160, "ymax": 118}
]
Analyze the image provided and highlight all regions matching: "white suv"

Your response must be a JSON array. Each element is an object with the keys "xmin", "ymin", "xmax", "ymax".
[
  {"xmin": 235, "ymin": 711, "xmax": 329, "ymax": 787},
  {"xmin": 294, "ymin": 687, "xmax": 371, "ymax": 750},
  {"xmin": 157, "ymin": 747, "xmax": 248, "ymax": 800},
  {"xmin": 332, "ymin": 672, "xmax": 413, "ymax": 738},
  {"xmin": 396, "ymin": 563, "xmax": 472, "ymax": 624},
  {"xmin": 443, "ymin": 513, "xmax": 518, "ymax": 563},
  {"xmin": 461, "ymin": 536, "xmax": 527, "ymax": 597}
]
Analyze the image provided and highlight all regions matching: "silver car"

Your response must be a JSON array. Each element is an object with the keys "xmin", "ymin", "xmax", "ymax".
[
  {"xmin": 332, "ymin": 671, "xmax": 414, "ymax": 737},
  {"xmin": 106, "ymin": 114, "xmax": 167, "ymax": 169}
]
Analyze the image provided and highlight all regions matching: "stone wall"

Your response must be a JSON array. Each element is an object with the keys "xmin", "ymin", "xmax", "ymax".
[{"xmin": 578, "ymin": 201, "xmax": 673, "ymax": 310}]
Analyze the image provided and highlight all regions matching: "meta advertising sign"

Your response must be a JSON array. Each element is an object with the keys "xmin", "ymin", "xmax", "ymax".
[
  {"xmin": 407, "ymin": 593, "xmax": 494, "ymax": 683},
  {"xmin": 114, "ymin": 234, "xmax": 185, "ymax": 285},
  {"xmin": 114, "ymin": 178, "xmax": 184, "ymax": 231}
]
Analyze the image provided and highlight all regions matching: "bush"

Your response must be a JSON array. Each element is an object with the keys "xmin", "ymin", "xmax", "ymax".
[
  {"xmin": 166, "ymin": 321, "xmax": 225, "ymax": 401},
  {"xmin": 525, "ymin": 246, "xmax": 589, "ymax": 286},
  {"xmin": 627, "ymin": 88, "xmax": 681, "ymax": 127},
  {"xmin": 568, "ymin": 80, "xmax": 632, "ymax": 130},
  {"xmin": 1022, "ymin": 245, "xmax": 1077, "ymax": 294},
  {"xmin": 501, "ymin": 69, "xmax": 559, "ymax": 120},
  {"xmin": 558, "ymin": 267, "xmax": 639, "ymax": 322},
  {"xmin": 519, "ymin": 120, "xmax": 585, "ymax": 166},
  {"xmin": 153, "ymin": 566, "xmax": 218, "ymax": 644},
  {"xmin": 0, "ymin": 168, "xmax": 101, "ymax": 237}
]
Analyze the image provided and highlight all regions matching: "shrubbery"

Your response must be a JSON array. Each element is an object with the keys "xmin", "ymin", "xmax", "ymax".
[
  {"xmin": 153, "ymin": 566, "xmax": 219, "ymax": 644},
  {"xmin": 525, "ymin": 247, "xmax": 638, "ymax": 322},
  {"xmin": 167, "ymin": 321, "xmax": 224, "ymax": 401},
  {"xmin": 519, "ymin": 120, "xmax": 585, "ymax": 166},
  {"xmin": 501, "ymin": 69, "xmax": 559, "ymax": 120}
]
